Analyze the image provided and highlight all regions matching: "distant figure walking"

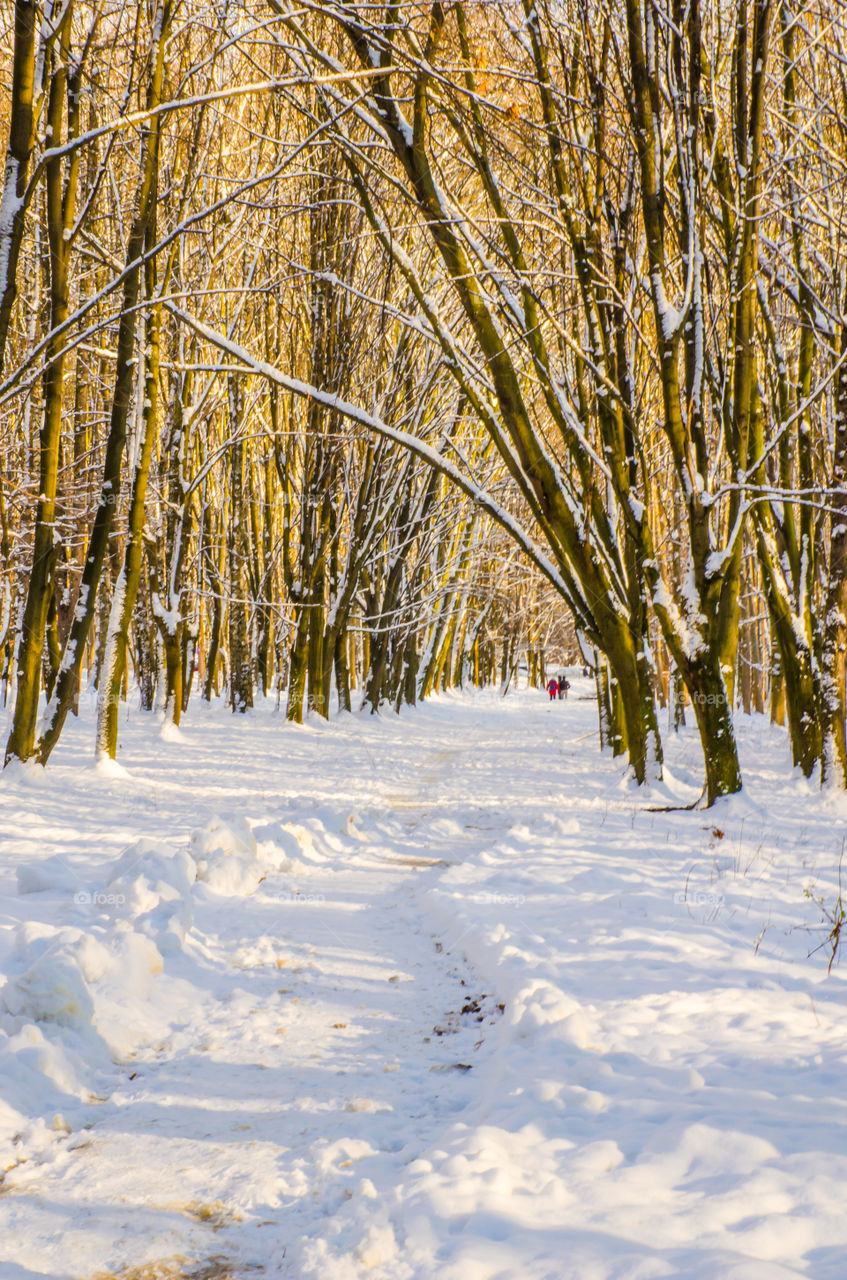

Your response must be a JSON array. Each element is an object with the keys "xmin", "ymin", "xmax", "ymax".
[
  {"xmin": 546, "ymin": 677, "xmax": 559, "ymax": 701},
  {"xmin": 557, "ymin": 675, "xmax": 570, "ymax": 700}
]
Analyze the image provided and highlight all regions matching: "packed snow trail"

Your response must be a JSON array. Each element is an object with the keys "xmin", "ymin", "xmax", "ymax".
[{"xmin": 2, "ymin": 684, "xmax": 847, "ymax": 1279}]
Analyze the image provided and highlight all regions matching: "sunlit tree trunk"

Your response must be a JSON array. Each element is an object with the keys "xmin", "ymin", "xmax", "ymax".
[
  {"xmin": 36, "ymin": 0, "xmax": 171, "ymax": 764},
  {"xmin": 6, "ymin": 3, "xmax": 80, "ymax": 764}
]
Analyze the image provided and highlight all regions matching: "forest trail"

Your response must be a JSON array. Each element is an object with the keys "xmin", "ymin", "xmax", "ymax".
[
  {"xmin": 1, "ymin": 834, "xmax": 486, "ymax": 1280},
  {"xmin": 2, "ymin": 687, "xmax": 847, "ymax": 1279},
  {"xmin": 0, "ymin": 691, "xmax": 547, "ymax": 1279}
]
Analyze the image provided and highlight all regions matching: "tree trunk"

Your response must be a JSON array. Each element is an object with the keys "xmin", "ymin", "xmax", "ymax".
[
  {"xmin": 334, "ymin": 629, "xmax": 352, "ymax": 712},
  {"xmin": 820, "ymin": 324, "xmax": 847, "ymax": 787},
  {"xmin": 5, "ymin": 5, "xmax": 79, "ymax": 764},
  {"xmin": 686, "ymin": 650, "xmax": 743, "ymax": 805},
  {"xmin": 286, "ymin": 610, "xmax": 309, "ymax": 723},
  {"xmin": 0, "ymin": 0, "xmax": 38, "ymax": 375},
  {"xmin": 35, "ymin": 0, "xmax": 170, "ymax": 764},
  {"xmin": 96, "ymin": 249, "xmax": 163, "ymax": 757},
  {"xmin": 228, "ymin": 388, "xmax": 253, "ymax": 714}
]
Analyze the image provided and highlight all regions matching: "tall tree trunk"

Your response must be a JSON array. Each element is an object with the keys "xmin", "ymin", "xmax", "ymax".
[
  {"xmin": 0, "ymin": 0, "xmax": 38, "ymax": 375},
  {"xmin": 35, "ymin": 0, "xmax": 170, "ymax": 764},
  {"xmin": 286, "ymin": 610, "xmax": 309, "ymax": 723},
  {"xmin": 5, "ymin": 4, "xmax": 80, "ymax": 764},
  {"xmin": 228, "ymin": 381, "xmax": 253, "ymax": 713},
  {"xmin": 334, "ymin": 629, "xmax": 352, "ymax": 713},
  {"xmin": 96, "ymin": 275, "xmax": 162, "ymax": 758},
  {"xmin": 820, "ymin": 324, "xmax": 847, "ymax": 787}
]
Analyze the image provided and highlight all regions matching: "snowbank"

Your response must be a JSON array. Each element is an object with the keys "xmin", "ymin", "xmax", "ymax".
[{"xmin": 0, "ymin": 812, "xmax": 314, "ymax": 1176}]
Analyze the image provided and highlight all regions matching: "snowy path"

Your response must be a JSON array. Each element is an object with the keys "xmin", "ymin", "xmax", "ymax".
[
  {"xmin": 0, "ymin": 698, "xmax": 525, "ymax": 1279},
  {"xmin": 2, "ymin": 856, "xmax": 488, "ymax": 1278},
  {"xmin": 2, "ymin": 688, "xmax": 847, "ymax": 1279}
]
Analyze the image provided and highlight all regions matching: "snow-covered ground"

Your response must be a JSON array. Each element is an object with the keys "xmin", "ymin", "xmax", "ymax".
[{"xmin": 1, "ymin": 681, "xmax": 846, "ymax": 1280}]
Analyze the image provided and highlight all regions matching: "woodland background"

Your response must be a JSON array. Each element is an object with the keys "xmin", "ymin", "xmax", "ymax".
[{"xmin": 1, "ymin": 0, "xmax": 846, "ymax": 806}]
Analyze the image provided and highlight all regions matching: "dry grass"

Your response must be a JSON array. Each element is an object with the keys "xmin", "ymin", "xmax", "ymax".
[
  {"xmin": 184, "ymin": 1200, "xmax": 244, "ymax": 1230},
  {"xmin": 90, "ymin": 1254, "xmax": 242, "ymax": 1280}
]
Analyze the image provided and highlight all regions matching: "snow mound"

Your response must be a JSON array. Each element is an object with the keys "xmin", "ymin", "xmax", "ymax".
[
  {"xmin": 0, "ymin": 1020, "xmax": 95, "ymax": 1173},
  {"xmin": 253, "ymin": 819, "xmax": 307, "ymax": 871},
  {"xmin": 0, "ymin": 807, "xmax": 325, "ymax": 1183},
  {"xmin": 1, "ymin": 925, "xmax": 103, "ymax": 1030},
  {"xmin": 190, "ymin": 813, "xmax": 329, "ymax": 889},
  {"xmin": 106, "ymin": 836, "xmax": 196, "ymax": 951},
  {"xmin": 16, "ymin": 855, "xmax": 85, "ymax": 896},
  {"xmin": 1, "ymin": 921, "xmax": 162, "ymax": 1046},
  {"xmin": 108, "ymin": 837, "xmax": 196, "ymax": 901},
  {"xmin": 190, "ymin": 815, "xmax": 265, "ymax": 895},
  {"xmin": 0, "ymin": 917, "xmax": 167, "ymax": 1172}
]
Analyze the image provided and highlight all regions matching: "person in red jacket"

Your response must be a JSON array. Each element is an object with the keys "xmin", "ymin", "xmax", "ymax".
[{"xmin": 546, "ymin": 677, "xmax": 558, "ymax": 701}]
